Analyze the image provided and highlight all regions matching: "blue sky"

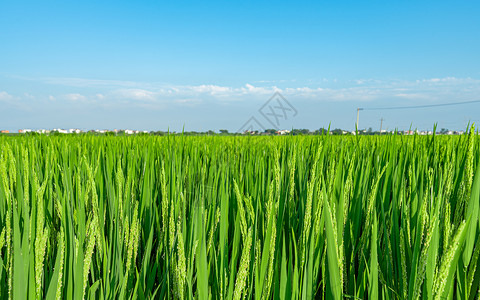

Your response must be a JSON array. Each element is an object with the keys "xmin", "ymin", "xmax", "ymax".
[{"xmin": 1, "ymin": 0, "xmax": 480, "ymax": 132}]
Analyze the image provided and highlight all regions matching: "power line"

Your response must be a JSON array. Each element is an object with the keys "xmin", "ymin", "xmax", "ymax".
[{"xmin": 364, "ymin": 99, "xmax": 480, "ymax": 111}]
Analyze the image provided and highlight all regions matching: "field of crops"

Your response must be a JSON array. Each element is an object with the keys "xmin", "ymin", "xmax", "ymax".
[{"xmin": 0, "ymin": 131, "xmax": 479, "ymax": 299}]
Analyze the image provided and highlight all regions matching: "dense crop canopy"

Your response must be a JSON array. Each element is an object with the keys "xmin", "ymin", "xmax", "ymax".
[{"xmin": 0, "ymin": 131, "xmax": 479, "ymax": 299}]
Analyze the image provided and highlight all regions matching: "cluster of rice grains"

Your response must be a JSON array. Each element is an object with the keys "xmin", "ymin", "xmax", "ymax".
[{"xmin": 0, "ymin": 129, "xmax": 479, "ymax": 299}]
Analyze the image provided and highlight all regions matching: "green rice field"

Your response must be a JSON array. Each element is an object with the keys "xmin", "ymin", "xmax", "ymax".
[{"xmin": 0, "ymin": 130, "xmax": 479, "ymax": 299}]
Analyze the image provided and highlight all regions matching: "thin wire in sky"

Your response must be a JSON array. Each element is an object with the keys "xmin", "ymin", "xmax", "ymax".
[{"xmin": 364, "ymin": 99, "xmax": 480, "ymax": 111}]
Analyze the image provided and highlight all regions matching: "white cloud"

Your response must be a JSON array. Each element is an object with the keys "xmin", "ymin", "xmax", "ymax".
[
  {"xmin": 23, "ymin": 93, "xmax": 35, "ymax": 100},
  {"xmin": 395, "ymin": 93, "xmax": 432, "ymax": 99},
  {"xmin": 64, "ymin": 93, "xmax": 87, "ymax": 101},
  {"xmin": 7, "ymin": 76, "xmax": 480, "ymax": 107},
  {"xmin": 0, "ymin": 91, "xmax": 14, "ymax": 101},
  {"xmin": 240, "ymin": 84, "xmax": 278, "ymax": 95},
  {"xmin": 114, "ymin": 89, "xmax": 156, "ymax": 101},
  {"xmin": 0, "ymin": 91, "xmax": 29, "ymax": 109},
  {"xmin": 189, "ymin": 85, "xmax": 232, "ymax": 94},
  {"xmin": 174, "ymin": 98, "xmax": 202, "ymax": 106},
  {"xmin": 419, "ymin": 77, "xmax": 459, "ymax": 83},
  {"xmin": 85, "ymin": 77, "xmax": 480, "ymax": 106},
  {"xmin": 30, "ymin": 76, "xmax": 142, "ymax": 88}
]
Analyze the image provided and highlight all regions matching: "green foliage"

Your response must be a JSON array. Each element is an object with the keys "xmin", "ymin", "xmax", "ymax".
[{"xmin": 0, "ymin": 132, "xmax": 479, "ymax": 299}]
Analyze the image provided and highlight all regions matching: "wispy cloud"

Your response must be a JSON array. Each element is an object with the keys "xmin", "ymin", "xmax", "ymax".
[
  {"xmin": 0, "ymin": 91, "xmax": 14, "ymax": 101},
  {"xmin": 5, "ymin": 76, "xmax": 480, "ymax": 108},
  {"xmin": 113, "ymin": 89, "xmax": 157, "ymax": 101},
  {"xmin": 0, "ymin": 91, "xmax": 32, "ymax": 110},
  {"xmin": 12, "ymin": 75, "xmax": 143, "ymax": 88},
  {"xmin": 2, "ymin": 76, "xmax": 480, "ymax": 132},
  {"xmin": 63, "ymin": 93, "xmax": 87, "ymax": 102}
]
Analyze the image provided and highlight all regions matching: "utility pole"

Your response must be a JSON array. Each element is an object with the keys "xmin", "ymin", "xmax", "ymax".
[
  {"xmin": 356, "ymin": 108, "xmax": 364, "ymax": 131},
  {"xmin": 380, "ymin": 117, "xmax": 384, "ymax": 134}
]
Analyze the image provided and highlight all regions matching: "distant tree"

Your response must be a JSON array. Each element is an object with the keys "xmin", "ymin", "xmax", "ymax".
[
  {"xmin": 292, "ymin": 129, "xmax": 310, "ymax": 135},
  {"xmin": 264, "ymin": 129, "xmax": 277, "ymax": 135},
  {"xmin": 440, "ymin": 128, "xmax": 449, "ymax": 134},
  {"xmin": 331, "ymin": 128, "xmax": 343, "ymax": 135},
  {"xmin": 219, "ymin": 129, "xmax": 229, "ymax": 135},
  {"xmin": 313, "ymin": 128, "xmax": 327, "ymax": 135}
]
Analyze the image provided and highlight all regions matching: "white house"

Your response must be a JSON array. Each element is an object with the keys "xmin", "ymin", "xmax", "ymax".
[{"xmin": 276, "ymin": 130, "xmax": 290, "ymax": 135}]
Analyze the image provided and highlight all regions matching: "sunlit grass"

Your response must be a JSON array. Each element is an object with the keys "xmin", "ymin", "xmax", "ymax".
[{"xmin": 0, "ymin": 130, "xmax": 479, "ymax": 299}]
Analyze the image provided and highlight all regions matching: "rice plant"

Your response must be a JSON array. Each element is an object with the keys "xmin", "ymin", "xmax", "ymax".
[{"xmin": 0, "ymin": 130, "xmax": 479, "ymax": 299}]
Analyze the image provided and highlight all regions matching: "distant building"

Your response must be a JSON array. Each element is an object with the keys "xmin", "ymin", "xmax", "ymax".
[
  {"xmin": 36, "ymin": 129, "xmax": 50, "ymax": 134},
  {"xmin": 1, "ymin": 130, "xmax": 9, "ymax": 133},
  {"xmin": 67, "ymin": 129, "xmax": 83, "ymax": 134},
  {"xmin": 276, "ymin": 129, "xmax": 290, "ymax": 135},
  {"xmin": 53, "ymin": 128, "xmax": 69, "ymax": 134}
]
